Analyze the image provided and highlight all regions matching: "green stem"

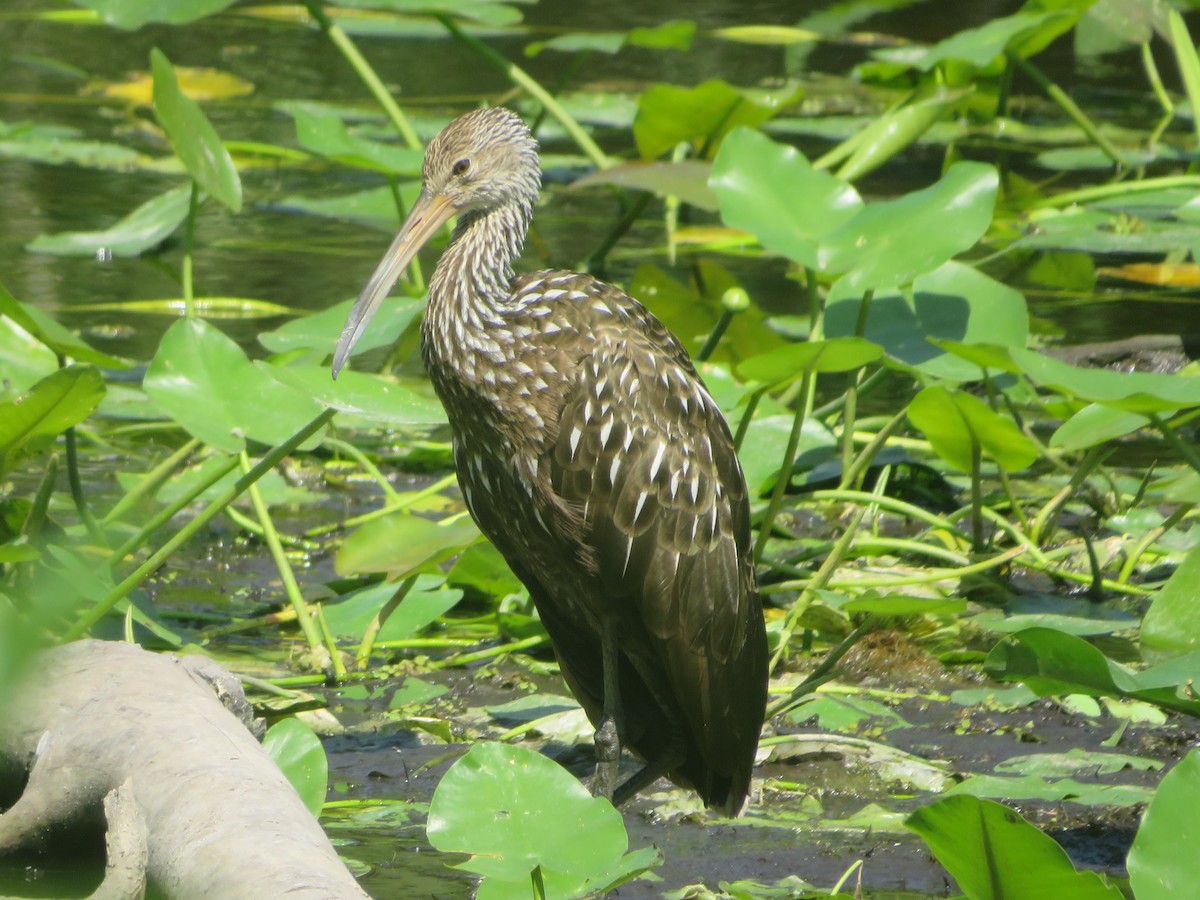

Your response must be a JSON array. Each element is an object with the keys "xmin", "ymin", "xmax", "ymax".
[
  {"xmin": 63, "ymin": 408, "xmax": 336, "ymax": 641},
  {"xmin": 696, "ymin": 309, "xmax": 735, "ymax": 362},
  {"xmin": 1143, "ymin": 41, "xmax": 1175, "ymax": 117},
  {"xmin": 586, "ymin": 192, "xmax": 650, "ymax": 277},
  {"xmin": 733, "ymin": 386, "xmax": 767, "ymax": 452},
  {"xmin": 356, "ymin": 573, "xmax": 418, "ymax": 667},
  {"xmin": 766, "ymin": 618, "xmax": 874, "ymax": 718},
  {"xmin": 1117, "ymin": 503, "xmax": 1193, "ymax": 584},
  {"xmin": 436, "ymin": 15, "xmax": 611, "ymax": 171},
  {"xmin": 21, "ymin": 454, "xmax": 58, "ymax": 540},
  {"xmin": 427, "ymin": 634, "xmax": 548, "ymax": 669},
  {"xmin": 302, "ymin": 0, "xmax": 422, "ymax": 149},
  {"xmin": 303, "ymin": 472, "xmax": 458, "ymax": 538},
  {"xmin": 108, "ymin": 452, "xmax": 242, "ymax": 570},
  {"xmin": 1150, "ymin": 413, "xmax": 1200, "ymax": 476},
  {"xmin": 241, "ymin": 448, "xmax": 333, "ymax": 668},
  {"xmin": 1009, "ymin": 53, "xmax": 1126, "ymax": 167},
  {"xmin": 768, "ymin": 505, "xmax": 869, "ymax": 673},
  {"xmin": 183, "ymin": 180, "xmax": 199, "ymax": 316},
  {"xmin": 101, "ymin": 438, "xmax": 198, "ymax": 526},
  {"xmin": 326, "ymin": 436, "xmax": 401, "ymax": 503},
  {"xmin": 64, "ymin": 425, "xmax": 104, "ymax": 545},
  {"xmin": 1036, "ymin": 175, "xmax": 1200, "ymax": 209},
  {"xmin": 753, "ymin": 369, "xmax": 815, "ymax": 564},
  {"xmin": 970, "ymin": 436, "xmax": 984, "ymax": 554},
  {"xmin": 224, "ymin": 504, "xmax": 323, "ymax": 552}
]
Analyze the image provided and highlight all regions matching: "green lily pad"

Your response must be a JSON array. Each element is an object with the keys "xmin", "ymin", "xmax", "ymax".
[
  {"xmin": 427, "ymin": 742, "xmax": 659, "ymax": 898},
  {"xmin": 737, "ymin": 337, "xmax": 883, "ymax": 387},
  {"xmin": 907, "ymin": 385, "xmax": 1038, "ymax": 473},
  {"xmin": 0, "ymin": 281, "xmax": 127, "ymax": 369},
  {"xmin": 151, "ymin": 48, "xmax": 242, "ymax": 212},
  {"xmin": 819, "ymin": 162, "xmax": 998, "ymax": 290},
  {"xmin": 143, "ymin": 318, "xmax": 323, "ymax": 452},
  {"xmin": 1128, "ymin": 749, "xmax": 1200, "ymax": 900},
  {"xmin": 710, "ymin": 127, "xmax": 862, "ymax": 268},
  {"xmin": 336, "ymin": 511, "xmax": 481, "ymax": 578},
  {"xmin": 69, "ymin": 0, "xmax": 238, "ymax": 29},
  {"xmin": 321, "ymin": 577, "xmax": 463, "ymax": 640},
  {"xmin": 825, "ymin": 261, "xmax": 1028, "ymax": 381},
  {"xmin": 573, "ymin": 160, "xmax": 717, "ymax": 210},
  {"xmin": 907, "ymin": 796, "xmax": 1123, "ymax": 899},
  {"xmin": 984, "ymin": 627, "xmax": 1200, "ymax": 716},
  {"xmin": 262, "ymin": 718, "xmax": 328, "ymax": 818},
  {"xmin": 1142, "ymin": 543, "xmax": 1200, "ymax": 653},
  {"xmin": 0, "ymin": 365, "xmax": 105, "ymax": 469},
  {"xmin": 634, "ymin": 80, "xmax": 800, "ymax": 160},
  {"xmin": 27, "ymin": 183, "xmax": 193, "ymax": 257},
  {"xmin": 291, "ymin": 106, "xmax": 423, "ymax": 175}
]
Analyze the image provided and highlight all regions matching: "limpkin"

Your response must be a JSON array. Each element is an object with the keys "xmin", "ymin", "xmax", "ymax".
[{"xmin": 333, "ymin": 107, "xmax": 767, "ymax": 814}]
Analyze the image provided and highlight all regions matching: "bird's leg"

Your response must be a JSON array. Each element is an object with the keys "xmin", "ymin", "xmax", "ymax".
[
  {"xmin": 612, "ymin": 742, "xmax": 687, "ymax": 807},
  {"xmin": 592, "ymin": 622, "xmax": 623, "ymax": 801}
]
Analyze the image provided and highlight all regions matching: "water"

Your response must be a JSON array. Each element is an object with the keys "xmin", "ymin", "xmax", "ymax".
[{"xmin": 0, "ymin": 0, "xmax": 1182, "ymax": 365}]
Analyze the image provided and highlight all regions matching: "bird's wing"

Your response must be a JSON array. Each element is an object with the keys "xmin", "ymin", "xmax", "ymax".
[{"xmin": 544, "ymin": 281, "xmax": 765, "ymax": 789}]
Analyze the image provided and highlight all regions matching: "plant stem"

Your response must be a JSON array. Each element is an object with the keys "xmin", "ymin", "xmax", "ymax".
[
  {"xmin": 766, "ymin": 618, "xmax": 874, "ymax": 718},
  {"xmin": 64, "ymin": 424, "xmax": 104, "ymax": 545},
  {"xmin": 356, "ymin": 573, "xmax": 418, "ymax": 667},
  {"xmin": 63, "ymin": 408, "xmax": 336, "ymax": 641},
  {"xmin": 436, "ymin": 14, "xmax": 611, "ymax": 171},
  {"xmin": 1118, "ymin": 503, "xmax": 1194, "ymax": 584},
  {"xmin": 302, "ymin": 0, "xmax": 422, "ymax": 149},
  {"xmin": 183, "ymin": 180, "xmax": 199, "ymax": 316},
  {"xmin": 753, "ymin": 370, "xmax": 815, "ymax": 564},
  {"xmin": 586, "ymin": 191, "xmax": 650, "ymax": 277},
  {"xmin": 241, "ymin": 450, "xmax": 333, "ymax": 669},
  {"xmin": 1008, "ymin": 53, "xmax": 1126, "ymax": 167},
  {"xmin": 108, "ymin": 452, "xmax": 242, "ymax": 570},
  {"xmin": 102, "ymin": 438, "xmax": 198, "ymax": 526},
  {"xmin": 303, "ymin": 472, "xmax": 458, "ymax": 538},
  {"xmin": 696, "ymin": 309, "xmax": 735, "ymax": 362},
  {"xmin": 326, "ymin": 436, "xmax": 401, "ymax": 503},
  {"xmin": 769, "ymin": 504, "xmax": 869, "ymax": 673},
  {"xmin": 733, "ymin": 386, "xmax": 767, "ymax": 452},
  {"xmin": 969, "ymin": 436, "xmax": 984, "ymax": 554}
]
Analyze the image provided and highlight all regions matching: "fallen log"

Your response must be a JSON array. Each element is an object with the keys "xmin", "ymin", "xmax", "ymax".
[{"xmin": 0, "ymin": 640, "xmax": 368, "ymax": 899}]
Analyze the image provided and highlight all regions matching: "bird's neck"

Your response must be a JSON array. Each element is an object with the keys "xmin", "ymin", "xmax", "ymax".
[{"xmin": 430, "ymin": 199, "xmax": 533, "ymax": 318}]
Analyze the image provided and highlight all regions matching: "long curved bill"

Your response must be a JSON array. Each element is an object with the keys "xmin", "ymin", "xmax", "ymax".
[{"xmin": 331, "ymin": 189, "xmax": 457, "ymax": 379}]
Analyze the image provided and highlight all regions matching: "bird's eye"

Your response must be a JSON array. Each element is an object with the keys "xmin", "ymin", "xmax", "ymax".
[{"xmin": 452, "ymin": 158, "xmax": 471, "ymax": 177}]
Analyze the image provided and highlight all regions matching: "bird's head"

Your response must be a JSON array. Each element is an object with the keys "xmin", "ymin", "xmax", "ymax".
[
  {"xmin": 331, "ymin": 107, "xmax": 540, "ymax": 378},
  {"xmin": 421, "ymin": 107, "xmax": 541, "ymax": 216}
]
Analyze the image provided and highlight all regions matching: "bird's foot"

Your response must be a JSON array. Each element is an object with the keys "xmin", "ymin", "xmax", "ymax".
[{"xmin": 591, "ymin": 716, "xmax": 620, "ymax": 801}]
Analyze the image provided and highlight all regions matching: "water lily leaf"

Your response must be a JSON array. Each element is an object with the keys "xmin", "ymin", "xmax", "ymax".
[
  {"xmin": 428, "ymin": 742, "xmax": 656, "ymax": 897},
  {"xmin": 262, "ymin": 718, "xmax": 327, "ymax": 818},
  {"xmin": 736, "ymin": 414, "xmax": 835, "ymax": 496},
  {"xmin": 332, "ymin": 0, "xmax": 525, "ymax": 27},
  {"xmin": 907, "ymin": 796, "xmax": 1123, "ymax": 900},
  {"xmin": 737, "ymin": 338, "xmax": 882, "ymax": 388},
  {"xmin": 0, "ymin": 365, "xmax": 105, "ymax": 466},
  {"xmin": 143, "ymin": 318, "xmax": 323, "ymax": 452},
  {"xmin": 573, "ymin": 160, "xmax": 716, "ymax": 210},
  {"xmin": 291, "ymin": 106, "xmax": 423, "ymax": 175},
  {"xmin": 321, "ymin": 577, "xmax": 462, "ymax": 640},
  {"xmin": 819, "ymin": 162, "xmax": 998, "ymax": 289},
  {"xmin": 907, "ymin": 385, "xmax": 1038, "ymax": 473},
  {"xmin": 787, "ymin": 694, "xmax": 911, "ymax": 733},
  {"xmin": 984, "ymin": 627, "xmax": 1200, "ymax": 716},
  {"xmin": 996, "ymin": 748, "xmax": 1162, "ymax": 777},
  {"xmin": 1051, "ymin": 403, "xmax": 1149, "ymax": 451},
  {"xmin": 27, "ymin": 183, "xmax": 193, "ymax": 257},
  {"xmin": 945, "ymin": 775, "xmax": 1153, "ymax": 808},
  {"xmin": 336, "ymin": 511, "xmax": 481, "ymax": 577},
  {"xmin": 710, "ymin": 25, "xmax": 820, "ymax": 45},
  {"xmin": 68, "ymin": 0, "xmax": 238, "ymax": 29},
  {"xmin": 837, "ymin": 86, "xmax": 971, "ymax": 182},
  {"xmin": 634, "ymin": 80, "xmax": 801, "ymax": 160},
  {"xmin": 842, "ymin": 595, "xmax": 966, "ymax": 617},
  {"xmin": 150, "ymin": 48, "xmax": 242, "ymax": 211},
  {"xmin": 90, "ymin": 66, "xmax": 254, "ymax": 104},
  {"xmin": 271, "ymin": 185, "xmax": 418, "ymax": 231},
  {"xmin": 0, "ymin": 137, "xmax": 154, "ymax": 172},
  {"xmin": 710, "ymin": 127, "xmax": 862, "ymax": 268},
  {"xmin": 1129, "ymin": 749, "xmax": 1200, "ymax": 900},
  {"xmin": 825, "ymin": 262, "xmax": 1028, "ymax": 381},
  {"xmin": 526, "ymin": 20, "xmax": 694, "ymax": 56},
  {"xmin": 260, "ymin": 293, "xmax": 421, "ymax": 356},
  {"xmin": 1008, "ymin": 347, "xmax": 1200, "ymax": 413},
  {"xmin": 0, "ymin": 281, "xmax": 127, "ymax": 369},
  {"xmin": 898, "ymin": 11, "xmax": 1073, "ymax": 71},
  {"xmin": 1142, "ymin": 543, "xmax": 1200, "ymax": 653},
  {"xmin": 270, "ymin": 365, "xmax": 446, "ymax": 427}
]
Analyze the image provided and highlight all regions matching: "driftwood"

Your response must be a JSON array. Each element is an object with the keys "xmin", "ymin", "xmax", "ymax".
[
  {"xmin": 0, "ymin": 640, "xmax": 368, "ymax": 899},
  {"xmin": 1043, "ymin": 334, "xmax": 1200, "ymax": 374}
]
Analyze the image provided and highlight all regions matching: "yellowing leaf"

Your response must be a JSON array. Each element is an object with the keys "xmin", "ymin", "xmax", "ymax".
[
  {"xmin": 1097, "ymin": 262, "xmax": 1200, "ymax": 287},
  {"xmin": 87, "ymin": 66, "xmax": 254, "ymax": 105}
]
